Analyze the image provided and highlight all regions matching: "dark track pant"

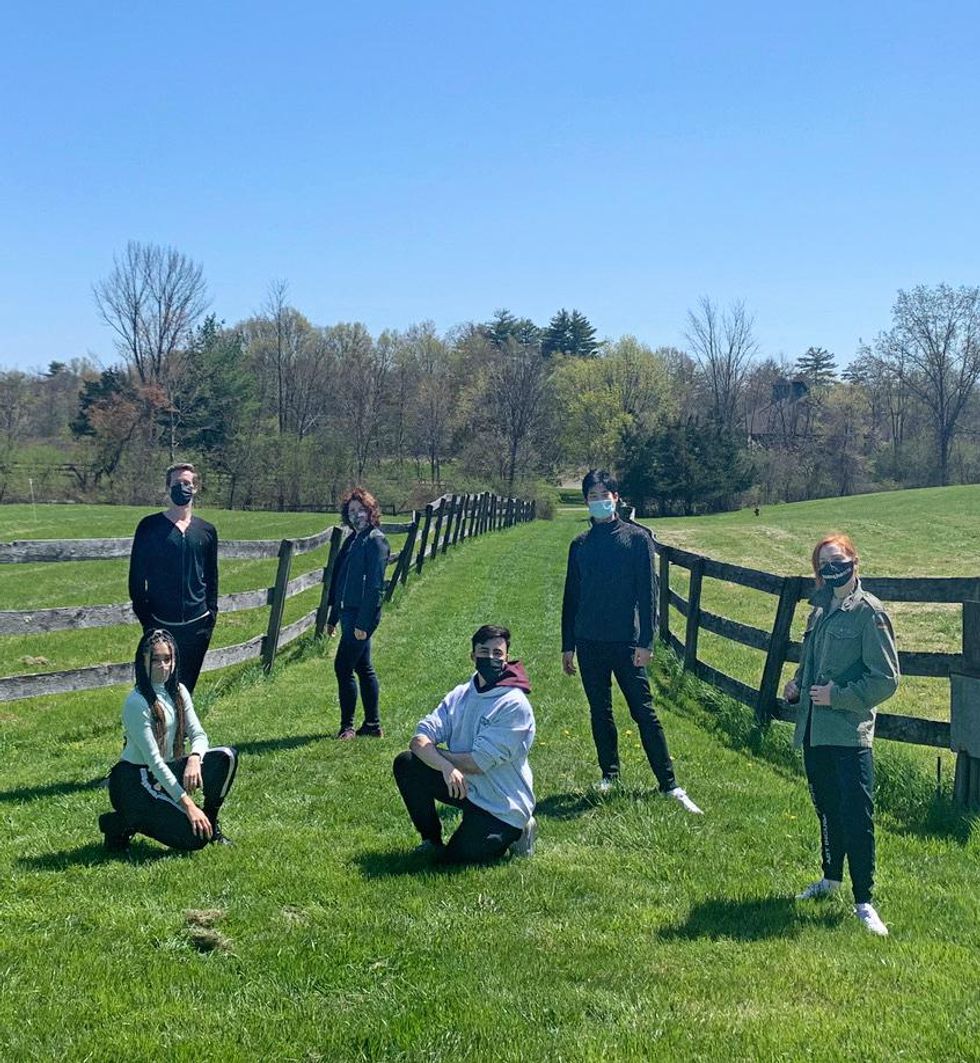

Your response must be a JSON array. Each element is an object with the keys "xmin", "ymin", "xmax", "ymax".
[
  {"xmin": 153, "ymin": 616, "xmax": 214, "ymax": 694},
  {"xmin": 803, "ymin": 740, "xmax": 876, "ymax": 904},
  {"xmin": 392, "ymin": 751, "xmax": 522, "ymax": 864},
  {"xmin": 334, "ymin": 611, "xmax": 380, "ymax": 730},
  {"xmin": 576, "ymin": 638, "xmax": 677, "ymax": 790},
  {"xmin": 106, "ymin": 747, "xmax": 239, "ymax": 851}
]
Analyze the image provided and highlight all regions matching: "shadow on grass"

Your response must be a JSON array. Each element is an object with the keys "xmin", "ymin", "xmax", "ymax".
[
  {"xmin": 658, "ymin": 896, "xmax": 843, "ymax": 942},
  {"xmin": 236, "ymin": 733, "xmax": 329, "ymax": 757},
  {"xmin": 353, "ymin": 848, "xmax": 470, "ymax": 879},
  {"xmin": 16, "ymin": 840, "xmax": 181, "ymax": 871},
  {"xmin": 0, "ymin": 776, "xmax": 105, "ymax": 805},
  {"xmin": 535, "ymin": 791, "xmax": 600, "ymax": 821}
]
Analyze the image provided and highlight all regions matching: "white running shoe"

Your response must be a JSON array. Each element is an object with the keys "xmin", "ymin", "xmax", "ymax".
[
  {"xmin": 855, "ymin": 903, "xmax": 888, "ymax": 937},
  {"xmin": 666, "ymin": 787, "xmax": 703, "ymax": 814},
  {"xmin": 594, "ymin": 777, "xmax": 618, "ymax": 794},
  {"xmin": 795, "ymin": 877, "xmax": 842, "ymax": 901},
  {"xmin": 510, "ymin": 816, "xmax": 538, "ymax": 857}
]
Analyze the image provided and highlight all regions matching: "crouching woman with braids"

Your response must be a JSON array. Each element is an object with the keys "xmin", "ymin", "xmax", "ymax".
[{"xmin": 98, "ymin": 629, "xmax": 239, "ymax": 852}]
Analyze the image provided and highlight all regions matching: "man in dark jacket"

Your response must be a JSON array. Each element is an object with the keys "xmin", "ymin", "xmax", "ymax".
[
  {"xmin": 561, "ymin": 469, "xmax": 702, "ymax": 812},
  {"xmin": 128, "ymin": 463, "xmax": 218, "ymax": 693}
]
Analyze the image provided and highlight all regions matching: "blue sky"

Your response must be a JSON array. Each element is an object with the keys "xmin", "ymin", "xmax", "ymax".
[{"xmin": 2, "ymin": 1, "xmax": 979, "ymax": 371}]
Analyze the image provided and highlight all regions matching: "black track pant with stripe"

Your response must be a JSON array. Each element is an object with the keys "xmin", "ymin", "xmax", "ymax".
[{"xmin": 107, "ymin": 747, "xmax": 238, "ymax": 851}]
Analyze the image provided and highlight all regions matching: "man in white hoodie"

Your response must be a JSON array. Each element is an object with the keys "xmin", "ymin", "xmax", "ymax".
[{"xmin": 392, "ymin": 624, "xmax": 537, "ymax": 864}]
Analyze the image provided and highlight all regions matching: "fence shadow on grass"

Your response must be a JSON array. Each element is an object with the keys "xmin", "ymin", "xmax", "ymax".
[
  {"xmin": 17, "ymin": 840, "xmax": 180, "ymax": 872},
  {"xmin": 658, "ymin": 896, "xmax": 841, "ymax": 942}
]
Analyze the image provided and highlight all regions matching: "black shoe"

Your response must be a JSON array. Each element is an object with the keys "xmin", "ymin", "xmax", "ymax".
[
  {"xmin": 99, "ymin": 811, "xmax": 132, "ymax": 852},
  {"xmin": 355, "ymin": 723, "xmax": 384, "ymax": 738},
  {"xmin": 209, "ymin": 824, "xmax": 233, "ymax": 846}
]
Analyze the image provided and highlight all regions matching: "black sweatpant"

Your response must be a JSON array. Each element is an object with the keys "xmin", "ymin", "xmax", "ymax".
[
  {"xmin": 392, "ymin": 751, "xmax": 521, "ymax": 864},
  {"xmin": 803, "ymin": 740, "xmax": 876, "ymax": 904},
  {"xmin": 333, "ymin": 609, "xmax": 380, "ymax": 730},
  {"xmin": 576, "ymin": 638, "xmax": 677, "ymax": 790},
  {"xmin": 153, "ymin": 615, "xmax": 214, "ymax": 694},
  {"xmin": 107, "ymin": 747, "xmax": 238, "ymax": 851}
]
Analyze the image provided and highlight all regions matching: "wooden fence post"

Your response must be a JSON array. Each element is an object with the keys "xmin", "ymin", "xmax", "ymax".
[
  {"xmin": 658, "ymin": 547, "xmax": 671, "ymax": 645},
  {"xmin": 441, "ymin": 494, "xmax": 458, "ymax": 554},
  {"xmin": 415, "ymin": 503, "xmax": 435, "ymax": 574},
  {"xmin": 478, "ymin": 492, "xmax": 489, "ymax": 535},
  {"xmin": 952, "ymin": 600, "xmax": 980, "ymax": 809},
  {"xmin": 398, "ymin": 510, "xmax": 420, "ymax": 587},
  {"xmin": 315, "ymin": 526, "xmax": 345, "ymax": 636},
  {"xmin": 683, "ymin": 556, "xmax": 705, "ymax": 670},
  {"xmin": 429, "ymin": 497, "xmax": 446, "ymax": 561},
  {"xmin": 451, "ymin": 494, "xmax": 467, "ymax": 546},
  {"xmin": 262, "ymin": 538, "xmax": 296, "ymax": 673},
  {"xmin": 530, "ymin": 499, "xmax": 536, "ymax": 521},
  {"xmin": 757, "ymin": 575, "xmax": 802, "ymax": 725}
]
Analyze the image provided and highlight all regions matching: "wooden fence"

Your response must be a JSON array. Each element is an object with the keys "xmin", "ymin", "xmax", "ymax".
[
  {"xmin": 653, "ymin": 533, "xmax": 980, "ymax": 809},
  {"xmin": 0, "ymin": 491, "xmax": 534, "ymax": 703}
]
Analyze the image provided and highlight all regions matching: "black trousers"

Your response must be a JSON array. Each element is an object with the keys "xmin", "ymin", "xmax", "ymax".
[
  {"xmin": 392, "ymin": 751, "xmax": 522, "ymax": 864},
  {"xmin": 106, "ymin": 747, "xmax": 238, "ymax": 851},
  {"xmin": 803, "ymin": 740, "xmax": 876, "ymax": 904},
  {"xmin": 152, "ymin": 616, "xmax": 214, "ymax": 694},
  {"xmin": 334, "ymin": 610, "xmax": 380, "ymax": 730},
  {"xmin": 576, "ymin": 638, "xmax": 677, "ymax": 790}
]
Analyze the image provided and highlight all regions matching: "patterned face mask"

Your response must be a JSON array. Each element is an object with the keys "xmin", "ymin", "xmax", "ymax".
[
  {"xmin": 588, "ymin": 499, "xmax": 616, "ymax": 519},
  {"xmin": 819, "ymin": 559, "xmax": 855, "ymax": 588}
]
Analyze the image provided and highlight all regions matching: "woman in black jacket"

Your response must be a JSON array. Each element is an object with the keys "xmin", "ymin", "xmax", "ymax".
[{"xmin": 326, "ymin": 487, "xmax": 390, "ymax": 738}]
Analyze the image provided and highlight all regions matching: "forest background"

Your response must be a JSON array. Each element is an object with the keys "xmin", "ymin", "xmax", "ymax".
[{"xmin": 2, "ymin": 241, "xmax": 980, "ymax": 517}]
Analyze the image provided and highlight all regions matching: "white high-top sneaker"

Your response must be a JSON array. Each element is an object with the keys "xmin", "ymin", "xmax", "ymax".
[
  {"xmin": 795, "ymin": 877, "xmax": 842, "ymax": 901},
  {"xmin": 855, "ymin": 903, "xmax": 888, "ymax": 937}
]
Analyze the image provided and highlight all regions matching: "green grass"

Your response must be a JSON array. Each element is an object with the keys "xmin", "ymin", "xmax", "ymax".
[{"xmin": 1, "ymin": 501, "xmax": 978, "ymax": 1060}]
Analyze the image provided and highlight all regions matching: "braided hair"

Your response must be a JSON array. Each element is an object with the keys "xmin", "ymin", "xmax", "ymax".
[{"xmin": 134, "ymin": 629, "xmax": 188, "ymax": 759}]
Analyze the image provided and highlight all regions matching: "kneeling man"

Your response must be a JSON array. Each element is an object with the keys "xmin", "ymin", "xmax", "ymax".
[{"xmin": 393, "ymin": 624, "xmax": 536, "ymax": 864}]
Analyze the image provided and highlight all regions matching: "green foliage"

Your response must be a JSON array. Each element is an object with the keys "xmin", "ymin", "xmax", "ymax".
[
  {"xmin": 793, "ymin": 346, "xmax": 837, "ymax": 392},
  {"xmin": 541, "ymin": 308, "xmax": 599, "ymax": 358}
]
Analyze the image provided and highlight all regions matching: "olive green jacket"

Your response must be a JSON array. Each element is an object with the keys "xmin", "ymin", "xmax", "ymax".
[{"xmin": 791, "ymin": 581, "xmax": 900, "ymax": 748}]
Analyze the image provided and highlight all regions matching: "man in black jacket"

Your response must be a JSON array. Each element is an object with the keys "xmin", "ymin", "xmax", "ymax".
[
  {"xmin": 128, "ymin": 463, "xmax": 219, "ymax": 693},
  {"xmin": 561, "ymin": 469, "xmax": 702, "ymax": 812}
]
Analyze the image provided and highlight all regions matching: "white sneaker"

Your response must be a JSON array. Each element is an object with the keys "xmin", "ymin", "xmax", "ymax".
[
  {"xmin": 594, "ymin": 777, "xmax": 618, "ymax": 794},
  {"xmin": 855, "ymin": 903, "xmax": 888, "ymax": 937},
  {"xmin": 510, "ymin": 816, "xmax": 538, "ymax": 857},
  {"xmin": 795, "ymin": 877, "xmax": 842, "ymax": 901},
  {"xmin": 666, "ymin": 787, "xmax": 703, "ymax": 814}
]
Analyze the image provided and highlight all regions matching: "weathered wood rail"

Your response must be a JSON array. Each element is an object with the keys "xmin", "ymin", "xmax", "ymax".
[
  {"xmin": 652, "ymin": 527, "xmax": 980, "ymax": 809},
  {"xmin": 0, "ymin": 492, "xmax": 534, "ymax": 702}
]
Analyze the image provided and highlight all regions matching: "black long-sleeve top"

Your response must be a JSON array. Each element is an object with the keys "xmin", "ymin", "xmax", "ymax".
[
  {"xmin": 561, "ymin": 518, "xmax": 658, "ymax": 652},
  {"xmin": 128, "ymin": 513, "xmax": 219, "ymax": 628},
  {"xmin": 326, "ymin": 526, "xmax": 390, "ymax": 634}
]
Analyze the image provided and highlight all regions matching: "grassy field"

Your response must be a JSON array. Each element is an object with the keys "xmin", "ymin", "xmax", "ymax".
[{"xmin": 1, "ymin": 499, "xmax": 978, "ymax": 1060}]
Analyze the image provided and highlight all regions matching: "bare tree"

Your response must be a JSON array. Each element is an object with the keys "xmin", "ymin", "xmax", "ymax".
[
  {"xmin": 685, "ymin": 297, "xmax": 758, "ymax": 432},
  {"xmin": 873, "ymin": 284, "xmax": 980, "ymax": 485},
  {"xmin": 94, "ymin": 242, "xmax": 208, "ymax": 384},
  {"xmin": 330, "ymin": 323, "xmax": 390, "ymax": 479},
  {"xmin": 485, "ymin": 336, "xmax": 551, "ymax": 491}
]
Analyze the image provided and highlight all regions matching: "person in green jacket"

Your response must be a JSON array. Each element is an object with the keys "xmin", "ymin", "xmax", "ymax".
[{"xmin": 784, "ymin": 533, "xmax": 899, "ymax": 937}]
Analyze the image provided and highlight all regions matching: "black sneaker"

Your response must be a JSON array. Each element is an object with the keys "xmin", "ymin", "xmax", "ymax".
[
  {"xmin": 413, "ymin": 838, "xmax": 444, "ymax": 857},
  {"xmin": 355, "ymin": 723, "xmax": 384, "ymax": 738},
  {"xmin": 209, "ymin": 823, "xmax": 234, "ymax": 846},
  {"xmin": 99, "ymin": 811, "xmax": 132, "ymax": 852}
]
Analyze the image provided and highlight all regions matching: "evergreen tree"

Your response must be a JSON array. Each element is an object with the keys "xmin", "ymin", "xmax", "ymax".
[
  {"xmin": 794, "ymin": 346, "xmax": 837, "ymax": 391},
  {"xmin": 542, "ymin": 308, "xmax": 599, "ymax": 358}
]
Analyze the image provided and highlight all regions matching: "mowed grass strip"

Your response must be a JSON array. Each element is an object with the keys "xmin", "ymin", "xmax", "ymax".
[{"xmin": 1, "ymin": 510, "xmax": 978, "ymax": 1061}]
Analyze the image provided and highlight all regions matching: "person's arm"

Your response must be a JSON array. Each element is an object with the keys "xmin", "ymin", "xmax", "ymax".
[
  {"xmin": 205, "ymin": 524, "xmax": 219, "ymax": 622},
  {"xmin": 784, "ymin": 608, "xmax": 818, "ymax": 701},
  {"xmin": 410, "ymin": 735, "xmax": 468, "ymax": 799},
  {"xmin": 634, "ymin": 532, "xmax": 657, "ymax": 651},
  {"xmin": 469, "ymin": 698, "xmax": 533, "ymax": 774},
  {"xmin": 128, "ymin": 520, "xmax": 152, "ymax": 628},
  {"xmin": 356, "ymin": 532, "xmax": 389, "ymax": 633},
  {"xmin": 441, "ymin": 751, "xmax": 483, "ymax": 775},
  {"xmin": 325, "ymin": 537, "xmax": 349, "ymax": 628},
  {"xmin": 830, "ymin": 608, "xmax": 900, "ymax": 712},
  {"xmin": 561, "ymin": 540, "xmax": 580, "ymax": 674},
  {"xmin": 180, "ymin": 686, "xmax": 209, "ymax": 791},
  {"xmin": 121, "ymin": 692, "xmax": 186, "ymax": 801}
]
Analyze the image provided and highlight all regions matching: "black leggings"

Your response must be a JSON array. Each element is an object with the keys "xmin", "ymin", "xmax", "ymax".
[
  {"xmin": 392, "ymin": 750, "xmax": 521, "ymax": 864},
  {"xmin": 334, "ymin": 612, "xmax": 380, "ymax": 729},
  {"xmin": 107, "ymin": 747, "xmax": 238, "ymax": 850}
]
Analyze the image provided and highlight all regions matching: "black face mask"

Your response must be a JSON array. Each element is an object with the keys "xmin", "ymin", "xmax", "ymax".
[
  {"xmin": 474, "ymin": 656, "xmax": 506, "ymax": 685},
  {"xmin": 170, "ymin": 482, "xmax": 194, "ymax": 506},
  {"xmin": 819, "ymin": 559, "xmax": 855, "ymax": 589}
]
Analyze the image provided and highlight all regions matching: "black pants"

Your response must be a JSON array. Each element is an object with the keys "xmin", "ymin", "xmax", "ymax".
[
  {"xmin": 803, "ymin": 740, "xmax": 876, "ymax": 904},
  {"xmin": 577, "ymin": 639, "xmax": 677, "ymax": 790},
  {"xmin": 334, "ymin": 610, "xmax": 380, "ymax": 730},
  {"xmin": 106, "ymin": 747, "xmax": 238, "ymax": 851},
  {"xmin": 153, "ymin": 616, "xmax": 214, "ymax": 694},
  {"xmin": 392, "ymin": 751, "xmax": 522, "ymax": 864}
]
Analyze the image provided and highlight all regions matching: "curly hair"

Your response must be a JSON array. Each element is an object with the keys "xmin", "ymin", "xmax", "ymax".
[
  {"xmin": 134, "ymin": 629, "xmax": 188, "ymax": 759},
  {"xmin": 341, "ymin": 486, "xmax": 382, "ymax": 529}
]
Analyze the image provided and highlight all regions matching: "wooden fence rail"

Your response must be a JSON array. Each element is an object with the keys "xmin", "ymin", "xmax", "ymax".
[
  {"xmin": 652, "ymin": 532, "xmax": 980, "ymax": 809},
  {"xmin": 0, "ymin": 491, "xmax": 534, "ymax": 703}
]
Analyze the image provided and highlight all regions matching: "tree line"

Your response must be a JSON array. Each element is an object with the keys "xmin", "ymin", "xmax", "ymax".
[{"xmin": 2, "ymin": 241, "xmax": 979, "ymax": 514}]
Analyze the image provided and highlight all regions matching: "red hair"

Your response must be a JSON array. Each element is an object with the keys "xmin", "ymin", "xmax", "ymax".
[
  {"xmin": 812, "ymin": 533, "xmax": 859, "ymax": 585},
  {"xmin": 341, "ymin": 486, "xmax": 382, "ymax": 528}
]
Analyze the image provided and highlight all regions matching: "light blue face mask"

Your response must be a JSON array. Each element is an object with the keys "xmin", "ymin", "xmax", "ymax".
[{"xmin": 588, "ymin": 499, "xmax": 616, "ymax": 520}]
